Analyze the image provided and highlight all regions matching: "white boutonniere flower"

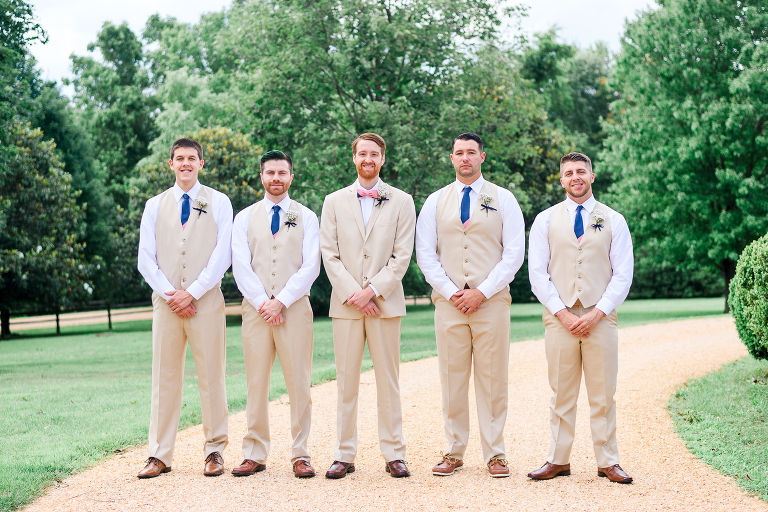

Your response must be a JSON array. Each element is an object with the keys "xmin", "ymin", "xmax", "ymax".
[
  {"xmin": 193, "ymin": 197, "xmax": 208, "ymax": 218},
  {"xmin": 375, "ymin": 184, "xmax": 391, "ymax": 207},
  {"xmin": 591, "ymin": 208, "xmax": 606, "ymax": 232},
  {"xmin": 284, "ymin": 209, "xmax": 299, "ymax": 230},
  {"xmin": 479, "ymin": 193, "xmax": 497, "ymax": 216}
]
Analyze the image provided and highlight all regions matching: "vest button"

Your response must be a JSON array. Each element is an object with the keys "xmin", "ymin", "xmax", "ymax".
[
  {"xmin": 182, "ymin": 239, "xmax": 186, "ymax": 242},
  {"xmin": 364, "ymin": 255, "xmax": 369, "ymax": 259},
  {"xmin": 182, "ymin": 251, "xmax": 186, "ymax": 255},
  {"xmin": 578, "ymin": 288, "xmax": 582, "ymax": 292},
  {"xmin": 271, "ymin": 286, "xmax": 275, "ymax": 290},
  {"xmin": 578, "ymin": 275, "xmax": 582, "ymax": 279},
  {"xmin": 182, "ymin": 265, "xmax": 186, "ymax": 269},
  {"xmin": 464, "ymin": 273, "xmax": 469, "ymax": 277},
  {"xmin": 363, "ymin": 276, "xmax": 367, "ymax": 280},
  {"xmin": 273, "ymin": 260, "xmax": 276, "ymax": 263},
  {"xmin": 578, "ymin": 261, "xmax": 582, "ymax": 264},
  {"xmin": 273, "ymin": 246, "xmax": 277, "ymax": 250},
  {"xmin": 578, "ymin": 247, "xmax": 583, "ymax": 251},
  {"xmin": 464, "ymin": 245, "xmax": 468, "ymax": 249},
  {"xmin": 463, "ymin": 232, "xmax": 467, "ymax": 235},
  {"xmin": 183, "ymin": 278, "xmax": 187, "ymax": 283},
  {"xmin": 464, "ymin": 259, "xmax": 468, "ymax": 263},
  {"xmin": 272, "ymin": 272, "xmax": 276, "ymax": 276}
]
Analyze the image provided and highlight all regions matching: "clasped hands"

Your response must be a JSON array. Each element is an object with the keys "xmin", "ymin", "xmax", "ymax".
[
  {"xmin": 165, "ymin": 289, "xmax": 196, "ymax": 318},
  {"xmin": 347, "ymin": 287, "xmax": 380, "ymax": 317},
  {"xmin": 450, "ymin": 288, "xmax": 485, "ymax": 315},
  {"xmin": 555, "ymin": 307, "xmax": 605, "ymax": 338},
  {"xmin": 258, "ymin": 298, "xmax": 285, "ymax": 326}
]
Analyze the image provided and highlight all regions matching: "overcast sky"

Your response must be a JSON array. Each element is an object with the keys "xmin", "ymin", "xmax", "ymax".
[{"xmin": 29, "ymin": 0, "xmax": 658, "ymax": 91}]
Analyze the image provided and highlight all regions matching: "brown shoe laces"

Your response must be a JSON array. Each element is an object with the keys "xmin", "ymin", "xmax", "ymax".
[
  {"xmin": 488, "ymin": 456, "xmax": 509, "ymax": 467},
  {"xmin": 206, "ymin": 452, "xmax": 223, "ymax": 465},
  {"xmin": 145, "ymin": 457, "xmax": 162, "ymax": 466}
]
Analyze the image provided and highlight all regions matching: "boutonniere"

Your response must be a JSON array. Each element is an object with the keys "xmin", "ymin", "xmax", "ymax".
[
  {"xmin": 479, "ymin": 193, "xmax": 497, "ymax": 216},
  {"xmin": 193, "ymin": 197, "xmax": 208, "ymax": 217},
  {"xmin": 284, "ymin": 209, "xmax": 299, "ymax": 230},
  {"xmin": 375, "ymin": 185, "xmax": 391, "ymax": 207},
  {"xmin": 591, "ymin": 208, "xmax": 605, "ymax": 232}
]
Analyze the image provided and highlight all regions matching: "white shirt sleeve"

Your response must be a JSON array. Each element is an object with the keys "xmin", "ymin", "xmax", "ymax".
[
  {"xmin": 275, "ymin": 206, "xmax": 321, "ymax": 308},
  {"xmin": 137, "ymin": 195, "xmax": 176, "ymax": 300},
  {"xmin": 185, "ymin": 191, "xmax": 233, "ymax": 300},
  {"xmin": 528, "ymin": 208, "xmax": 567, "ymax": 315},
  {"xmin": 595, "ymin": 211, "xmax": 634, "ymax": 315},
  {"xmin": 231, "ymin": 206, "xmax": 270, "ymax": 310},
  {"xmin": 415, "ymin": 190, "xmax": 462, "ymax": 300},
  {"xmin": 476, "ymin": 188, "xmax": 526, "ymax": 298}
]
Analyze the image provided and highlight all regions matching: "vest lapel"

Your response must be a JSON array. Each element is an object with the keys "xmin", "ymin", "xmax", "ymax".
[{"xmin": 345, "ymin": 184, "xmax": 366, "ymax": 239}]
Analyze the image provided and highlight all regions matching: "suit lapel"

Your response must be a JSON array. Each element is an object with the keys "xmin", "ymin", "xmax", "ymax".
[
  {"xmin": 345, "ymin": 184, "xmax": 366, "ymax": 239},
  {"xmin": 364, "ymin": 182, "xmax": 387, "ymax": 240}
]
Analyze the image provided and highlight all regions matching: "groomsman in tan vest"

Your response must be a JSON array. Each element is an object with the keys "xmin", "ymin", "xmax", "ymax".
[
  {"xmin": 320, "ymin": 133, "xmax": 416, "ymax": 479},
  {"xmin": 230, "ymin": 150, "xmax": 320, "ymax": 478},
  {"xmin": 137, "ymin": 138, "xmax": 233, "ymax": 478},
  {"xmin": 527, "ymin": 152, "xmax": 634, "ymax": 483},
  {"xmin": 416, "ymin": 132, "xmax": 525, "ymax": 478}
]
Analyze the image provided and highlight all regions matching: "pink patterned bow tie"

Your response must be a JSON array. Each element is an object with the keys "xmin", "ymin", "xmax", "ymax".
[{"xmin": 357, "ymin": 188, "xmax": 378, "ymax": 198}]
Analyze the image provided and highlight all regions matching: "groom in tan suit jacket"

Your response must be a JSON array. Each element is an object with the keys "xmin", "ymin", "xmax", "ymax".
[{"xmin": 320, "ymin": 132, "xmax": 416, "ymax": 479}]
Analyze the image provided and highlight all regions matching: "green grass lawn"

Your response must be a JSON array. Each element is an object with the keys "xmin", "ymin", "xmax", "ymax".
[
  {"xmin": 2, "ymin": 297, "xmax": 726, "ymax": 511},
  {"xmin": 669, "ymin": 356, "xmax": 768, "ymax": 501}
]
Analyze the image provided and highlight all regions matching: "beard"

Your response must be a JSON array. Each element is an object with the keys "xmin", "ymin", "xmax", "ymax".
[
  {"xmin": 263, "ymin": 180, "xmax": 290, "ymax": 196},
  {"xmin": 356, "ymin": 161, "xmax": 381, "ymax": 181},
  {"xmin": 568, "ymin": 180, "xmax": 591, "ymax": 198}
]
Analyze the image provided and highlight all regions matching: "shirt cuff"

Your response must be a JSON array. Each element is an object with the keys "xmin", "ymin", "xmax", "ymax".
[
  {"xmin": 186, "ymin": 282, "xmax": 205, "ymax": 301},
  {"xmin": 275, "ymin": 290, "xmax": 296, "ymax": 309},
  {"xmin": 368, "ymin": 283, "xmax": 380, "ymax": 297},
  {"xmin": 439, "ymin": 282, "xmax": 461, "ymax": 301},
  {"xmin": 546, "ymin": 298, "xmax": 567, "ymax": 315},
  {"xmin": 248, "ymin": 294, "xmax": 271, "ymax": 310},
  {"xmin": 595, "ymin": 298, "xmax": 616, "ymax": 316},
  {"xmin": 476, "ymin": 282, "xmax": 495, "ymax": 299}
]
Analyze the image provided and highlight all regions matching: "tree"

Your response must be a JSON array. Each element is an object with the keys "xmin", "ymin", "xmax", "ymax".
[
  {"xmin": 603, "ymin": 0, "xmax": 768, "ymax": 311},
  {"xmin": 0, "ymin": 125, "xmax": 96, "ymax": 336}
]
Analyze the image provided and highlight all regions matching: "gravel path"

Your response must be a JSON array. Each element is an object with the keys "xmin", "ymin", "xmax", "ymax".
[{"xmin": 25, "ymin": 317, "xmax": 766, "ymax": 511}]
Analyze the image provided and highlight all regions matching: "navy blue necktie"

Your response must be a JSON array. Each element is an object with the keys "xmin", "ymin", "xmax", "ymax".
[
  {"xmin": 271, "ymin": 205, "xmax": 281, "ymax": 235},
  {"xmin": 574, "ymin": 204, "xmax": 584, "ymax": 239},
  {"xmin": 181, "ymin": 193, "xmax": 190, "ymax": 225},
  {"xmin": 460, "ymin": 186, "xmax": 471, "ymax": 224}
]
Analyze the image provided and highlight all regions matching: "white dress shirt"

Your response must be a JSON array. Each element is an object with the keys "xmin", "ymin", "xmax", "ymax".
[
  {"xmin": 354, "ymin": 177, "xmax": 381, "ymax": 297},
  {"xmin": 231, "ymin": 194, "xmax": 321, "ymax": 309},
  {"xmin": 138, "ymin": 181, "xmax": 233, "ymax": 301},
  {"xmin": 528, "ymin": 195, "xmax": 634, "ymax": 316},
  {"xmin": 415, "ymin": 174, "xmax": 526, "ymax": 300}
]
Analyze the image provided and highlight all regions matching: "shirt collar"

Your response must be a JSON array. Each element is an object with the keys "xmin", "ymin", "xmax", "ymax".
[
  {"xmin": 173, "ymin": 181, "xmax": 201, "ymax": 202},
  {"xmin": 354, "ymin": 177, "xmax": 381, "ymax": 192},
  {"xmin": 264, "ymin": 194, "xmax": 292, "ymax": 212},
  {"xmin": 565, "ymin": 194, "xmax": 596, "ymax": 214},
  {"xmin": 454, "ymin": 174, "xmax": 485, "ymax": 194}
]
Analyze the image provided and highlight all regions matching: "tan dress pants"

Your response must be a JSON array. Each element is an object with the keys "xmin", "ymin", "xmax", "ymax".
[
  {"xmin": 148, "ymin": 289, "xmax": 228, "ymax": 466},
  {"xmin": 433, "ymin": 291, "xmax": 511, "ymax": 463},
  {"xmin": 332, "ymin": 316, "xmax": 405, "ymax": 463},
  {"xmin": 543, "ymin": 301, "xmax": 620, "ymax": 468},
  {"xmin": 240, "ymin": 297, "xmax": 314, "ymax": 464}
]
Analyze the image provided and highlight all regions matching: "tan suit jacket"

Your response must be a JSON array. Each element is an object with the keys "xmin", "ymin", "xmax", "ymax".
[{"xmin": 320, "ymin": 182, "xmax": 416, "ymax": 319}]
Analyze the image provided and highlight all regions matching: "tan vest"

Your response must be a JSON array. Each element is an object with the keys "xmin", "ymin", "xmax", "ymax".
[
  {"xmin": 547, "ymin": 201, "xmax": 613, "ymax": 308},
  {"xmin": 435, "ymin": 181, "xmax": 506, "ymax": 292},
  {"xmin": 155, "ymin": 185, "xmax": 220, "ymax": 293},
  {"xmin": 247, "ymin": 199, "xmax": 306, "ymax": 298}
]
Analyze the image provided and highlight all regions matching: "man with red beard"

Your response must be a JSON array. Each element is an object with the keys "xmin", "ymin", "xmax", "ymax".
[
  {"xmin": 527, "ymin": 152, "xmax": 634, "ymax": 483},
  {"xmin": 320, "ymin": 133, "xmax": 416, "ymax": 479},
  {"xmin": 230, "ymin": 150, "xmax": 320, "ymax": 478}
]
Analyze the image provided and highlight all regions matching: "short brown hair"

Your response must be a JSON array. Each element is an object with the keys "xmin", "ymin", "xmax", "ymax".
[
  {"xmin": 260, "ymin": 150, "xmax": 293, "ymax": 173},
  {"xmin": 560, "ymin": 152, "xmax": 592, "ymax": 172},
  {"xmin": 352, "ymin": 133, "xmax": 386, "ymax": 155},
  {"xmin": 170, "ymin": 138, "xmax": 203, "ymax": 160}
]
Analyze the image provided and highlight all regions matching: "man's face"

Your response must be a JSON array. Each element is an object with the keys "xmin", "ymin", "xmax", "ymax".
[
  {"xmin": 260, "ymin": 159, "xmax": 293, "ymax": 198},
  {"xmin": 560, "ymin": 160, "xmax": 595, "ymax": 201},
  {"xmin": 353, "ymin": 139, "xmax": 385, "ymax": 181},
  {"xmin": 169, "ymin": 147, "xmax": 203, "ymax": 189},
  {"xmin": 450, "ymin": 139, "xmax": 485, "ymax": 180}
]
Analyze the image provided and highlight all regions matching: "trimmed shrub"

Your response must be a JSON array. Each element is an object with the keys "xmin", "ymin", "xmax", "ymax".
[{"xmin": 729, "ymin": 234, "xmax": 768, "ymax": 359}]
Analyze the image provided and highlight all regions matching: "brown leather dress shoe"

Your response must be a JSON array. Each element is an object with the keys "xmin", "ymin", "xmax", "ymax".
[
  {"xmin": 598, "ymin": 464, "xmax": 633, "ymax": 484},
  {"xmin": 385, "ymin": 460, "xmax": 410, "ymax": 478},
  {"xmin": 487, "ymin": 457, "xmax": 510, "ymax": 478},
  {"xmin": 231, "ymin": 459, "xmax": 266, "ymax": 476},
  {"xmin": 432, "ymin": 454, "xmax": 464, "ymax": 476},
  {"xmin": 527, "ymin": 462, "xmax": 571, "ymax": 480},
  {"xmin": 204, "ymin": 452, "xmax": 225, "ymax": 477},
  {"xmin": 137, "ymin": 457, "xmax": 171, "ymax": 479},
  {"xmin": 325, "ymin": 460, "xmax": 355, "ymax": 479},
  {"xmin": 293, "ymin": 460, "xmax": 316, "ymax": 478}
]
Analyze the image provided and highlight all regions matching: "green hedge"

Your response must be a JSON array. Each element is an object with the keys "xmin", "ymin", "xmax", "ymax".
[{"xmin": 729, "ymin": 234, "xmax": 768, "ymax": 359}]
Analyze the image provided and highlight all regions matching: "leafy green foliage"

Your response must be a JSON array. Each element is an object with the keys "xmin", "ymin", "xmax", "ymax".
[
  {"xmin": 729, "ymin": 235, "xmax": 768, "ymax": 359},
  {"xmin": 603, "ymin": 0, "xmax": 768, "ymax": 308},
  {"xmin": 0, "ymin": 125, "xmax": 96, "ymax": 334}
]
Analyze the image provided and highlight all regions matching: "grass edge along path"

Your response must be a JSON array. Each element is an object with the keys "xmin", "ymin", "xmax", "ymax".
[
  {"xmin": 3, "ymin": 297, "xmax": 727, "ymax": 512},
  {"xmin": 669, "ymin": 355, "xmax": 768, "ymax": 502}
]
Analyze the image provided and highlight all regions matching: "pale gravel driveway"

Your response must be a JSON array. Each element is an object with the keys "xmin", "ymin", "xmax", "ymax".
[{"xmin": 25, "ymin": 317, "xmax": 766, "ymax": 511}]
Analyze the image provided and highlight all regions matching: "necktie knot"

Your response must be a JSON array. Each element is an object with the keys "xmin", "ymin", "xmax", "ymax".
[{"xmin": 357, "ymin": 188, "xmax": 378, "ymax": 199}]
